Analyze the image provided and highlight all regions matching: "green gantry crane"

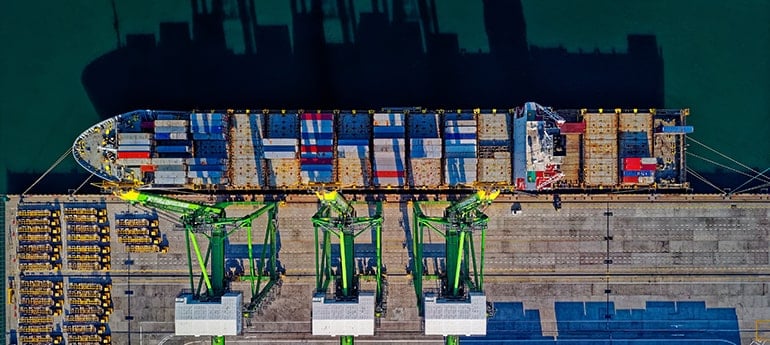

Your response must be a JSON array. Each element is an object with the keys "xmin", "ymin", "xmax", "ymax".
[
  {"xmin": 115, "ymin": 189, "xmax": 281, "ymax": 345},
  {"xmin": 412, "ymin": 189, "xmax": 500, "ymax": 345},
  {"xmin": 311, "ymin": 190, "xmax": 384, "ymax": 345}
]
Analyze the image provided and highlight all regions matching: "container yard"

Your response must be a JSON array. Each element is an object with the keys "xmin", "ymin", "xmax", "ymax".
[
  {"xmin": 71, "ymin": 103, "xmax": 690, "ymax": 192},
  {"xmin": 3, "ymin": 192, "xmax": 770, "ymax": 345}
]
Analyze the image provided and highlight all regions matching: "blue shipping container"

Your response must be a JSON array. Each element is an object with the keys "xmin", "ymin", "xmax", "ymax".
[
  {"xmin": 262, "ymin": 145, "xmax": 298, "ymax": 152},
  {"xmin": 478, "ymin": 139, "xmax": 511, "ymax": 147},
  {"xmin": 300, "ymin": 132, "xmax": 333, "ymax": 140},
  {"xmin": 188, "ymin": 165, "xmax": 228, "ymax": 171},
  {"xmin": 445, "ymin": 151, "xmax": 477, "ymax": 159},
  {"xmin": 192, "ymin": 133, "xmax": 227, "ymax": 140},
  {"xmin": 444, "ymin": 133, "xmax": 476, "ymax": 140},
  {"xmin": 660, "ymin": 126, "xmax": 694, "ymax": 134},
  {"xmin": 301, "ymin": 139, "xmax": 334, "ymax": 146},
  {"xmin": 300, "ymin": 164, "xmax": 334, "ymax": 172},
  {"xmin": 338, "ymin": 139, "xmax": 369, "ymax": 146},
  {"xmin": 156, "ymin": 145, "xmax": 190, "ymax": 153},
  {"xmin": 301, "ymin": 152, "xmax": 333, "ymax": 159}
]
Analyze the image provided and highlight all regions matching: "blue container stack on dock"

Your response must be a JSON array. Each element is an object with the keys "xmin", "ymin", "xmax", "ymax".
[
  {"xmin": 188, "ymin": 113, "xmax": 228, "ymax": 186},
  {"xmin": 337, "ymin": 112, "xmax": 371, "ymax": 187},
  {"xmin": 300, "ymin": 113, "xmax": 334, "ymax": 183},
  {"xmin": 444, "ymin": 113, "xmax": 477, "ymax": 186},
  {"xmin": 152, "ymin": 115, "xmax": 190, "ymax": 185},
  {"xmin": 408, "ymin": 113, "xmax": 442, "ymax": 187},
  {"xmin": 372, "ymin": 113, "xmax": 406, "ymax": 186},
  {"xmin": 264, "ymin": 113, "xmax": 300, "ymax": 187}
]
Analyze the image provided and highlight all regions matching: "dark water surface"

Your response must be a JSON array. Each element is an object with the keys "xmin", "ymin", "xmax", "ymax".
[{"xmin": 1, "ymin": 0, "xmax": 768, "ymax": 194}]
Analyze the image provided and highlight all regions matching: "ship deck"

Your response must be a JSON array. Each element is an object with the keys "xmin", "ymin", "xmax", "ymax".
[{"xmin": 4, "ymin": 193, "xmax": 770, "ymax": 344}]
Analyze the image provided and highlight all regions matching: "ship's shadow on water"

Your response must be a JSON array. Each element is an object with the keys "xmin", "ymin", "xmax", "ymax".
[
  {"xmin": 9, "ymin": 0, "xmax": 688, "ymax": 194},
  {"xmin": 82, "ymin": 0, "xmax": 664, "ymax": 117}
]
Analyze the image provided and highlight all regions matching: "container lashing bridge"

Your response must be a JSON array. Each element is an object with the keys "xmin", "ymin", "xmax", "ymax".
[
  {"xmin": 114, "ymin": 188, "xmax": 281, "ymax": 345},
  {"xmin": 412, "ymin": 189, "xmax": 500, "ymax": 345},
  {"xmin": 311, "ymin": 190, "xmax": 384, "ymax": 345}
]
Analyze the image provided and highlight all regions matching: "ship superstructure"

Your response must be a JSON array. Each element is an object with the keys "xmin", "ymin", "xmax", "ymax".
[{"xmin": 72, "ymin": 103, "xmax": 691, "ymax": 192}]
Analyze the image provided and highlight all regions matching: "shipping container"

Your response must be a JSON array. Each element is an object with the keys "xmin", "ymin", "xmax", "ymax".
[
  {"xmin": 373, "ymin": 126, "xmax": 406, "ymax": 138},
  {"xmin": 263, "ymin": 151, "xmax": 296, "ymax": 159},
  {"xmin": 641, "ymin": 163, "xmax": 657, "ymax": 171},
  {"xmin": 192, "ymin": 133, "xmax": 226, "ymax": 140},
  {"xmin": 140, "ymin": 165, "xmax": 156, "ymax": 172},
  {"xmin": 301, "ymin": 113, "xmax": 334, "ymax": 121},
  {"xmin": 117, "ymin": 145, "xmax": 151, "ymax": 152},
  {"xmin": 266, "ymin": 158, "xmax": 300, "ymax": 187},
  {"xmin": 262, "ymin": 138, "xmax": 298, "ymax": 146},
  {"xmin": 338, "ymin": 158, "xmax": 370, "ymax": 187},
  {"xmin": 409, "ymin": 113, "xmax": 440, "ymax": 138},
  {"xmin": 478, "ymin": 158, "xmax": 511, "ymax": 183},
  {"xmin": 266, "ymin": 113, "xmax": 299, "ymax": 138},
  {"xmin": 154, "ymin": 126, "xmax": 188, "ymax": 133},
  {"xmin": 641, "ymin": 157, "xmax": 658, "ymax": 164},
  {"xmin": 118, "ymin": 138, "xmax": 152, "ymax": 146},
  {"xmin": 118, "ymin": 151, "xmax": 150, "ymax": 159},
  {"xmin": 559, "ymin": 122, "xmax": 586, "ymax": 134},
  {"xmin": 155, "ymin": 164, "xmax": 185, "ymax": 171},
  {"xmin": 409, "ymin": 158, "xmax": 442, "ymax": 186},
  {"xmin": 120, "ymin": 158, "xmax": 152, "ymax": 166},
  {"xmin": 155, "ymin": 120, "xmax": 189, "ymax": 127},
  {"xmin": 445, "ymin": 158, "xmax": 478, "ymax": 185},
  {"xmin": 156, "ymin": 145, "xmax": 191, "ymax": 153},
  {"xmin": 188, "ymin": 164, "xmax": 227, "ymax": 171},
  {"xmin": 118, "ymin": 133, "xmax": 151, "ymax": 140},
  {"xmin": 659, "ymin": 126, "xmax": 694, "ymax": 134},
  {"xmin": 338, "ymin": 112, "xmax": 371, "ymax": 140},
  {"xmin": 262, "ymin": 145, "xmax": 298, "ymax": 152},
  {"xmin": 373, "ymin": 113, "xmax": 405, "ymax": 126}
]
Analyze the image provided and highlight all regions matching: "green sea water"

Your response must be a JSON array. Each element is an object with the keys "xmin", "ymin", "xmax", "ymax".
[{"xmin": 1, "ymin": 0, "xmax": 768, "ymax": 194}]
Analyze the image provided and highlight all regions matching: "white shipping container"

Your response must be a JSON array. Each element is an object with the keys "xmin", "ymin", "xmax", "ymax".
[
  {"xmin": 641, "ymin": 157, "xmax": 658, "ymax": 164},
  {"xmin": 444, "ymin": 126, "xmax": 477, "ymax": 134},
  {"xmin": 445, "ymin": 120, "xmax": 476, "ymax": 126},
  {"xmin": 373, "ymin": 138, "xmax": 406, "ymax": 147},
  {"xmin": 119, "ymin": 139, "xmax": 152, "ymax": 146},
  {"xmin": 152, "ymin": 158, "xmax": 186, "ymax": 165},
  {"xmin": 263, "ymin": 151, "xmax": 296, "ymax": 159},
  {"xmin": 118, "ymin": 133, "xmax": 152, "ymax": 140},
  {"xmin": 493, "ymin": 152, "xmax": 511, "ymax": 159},
  {"xmin": 262, "ymin": 138, "xmax": 298, "ymax": 146},
  {"xmin": 155, "ymin": 120, "xmax": 189, "ymax": 127},
  {"xmin": 410, "ymin": 138, "xmax": 443, "ymax": 146},
  {"xmin": 169, "ymin": 132, "xmax": 188, "ymax": 140},
  {"xmin": 373, "ymin": 113, "xmax": 405, "ymax": 126},
  {"xmin": 120, "ymin": 158, "xmax": 152, "ymax": 166}
]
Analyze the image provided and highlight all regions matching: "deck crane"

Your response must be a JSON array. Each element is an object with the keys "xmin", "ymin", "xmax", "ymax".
[
  {"xmin": 412, "ymin": 189, "xmax": 500, "ymax": 345},
  {"xmin": 310, "ymin": 190, "xmax": 384, "ymax": 345},
  {"xmin": 114, "ymin": 189, "xmax": 281, "ymax": 345}
]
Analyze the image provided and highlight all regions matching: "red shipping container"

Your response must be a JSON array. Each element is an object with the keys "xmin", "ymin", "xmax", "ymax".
[
  {"xmin": 559, "ymin": 122, "xmax": 586, "ymax": 133},
  {"xmin": 301, "ymin": 158, "xmax": 333, "ymax": 165},
  {"xmin": 641, "ymin": 164, "xmax": 657, "ymax": 171},
  {"xmin": 301, "ymin": 145, "xmax": 333, "ymax": 153},
  {"xmin": 118, "ymin": 151, "xmax": 150, "ymax": 159},
  {"xmin": 140, "ymin": 165, "xmax": 156, "ymax": 172},
  {"xmin": 301, "ymin": 113, "xmax": 334, "ymax": 121},
  {"xmin": 535, "ymin": 170, "xmax": 544, "ymax": 178},
  {"xmin": 622, "ymin": 176, "xmax": 639, "ymax": 183},
  {"xmin": 374, "ymin": 170, "xmax": 405, "ymax": 178}
]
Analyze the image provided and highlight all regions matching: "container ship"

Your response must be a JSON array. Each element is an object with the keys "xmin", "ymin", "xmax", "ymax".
[{"xmin": 72, "ymin": 102, "xmax": 692, "ymax": 192}]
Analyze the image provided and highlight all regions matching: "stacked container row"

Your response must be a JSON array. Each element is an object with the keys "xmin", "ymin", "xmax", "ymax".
[
  {"xmin": 116, "ymin": 133, "xmax": 152, "ymax": 159},
  {"xmin": 372, "ymin": 113, "xmax": 406, "ymax": 186},
  {"xmin": 583, "ymin": 112, "xmax": 618, "ymax": 186},
  {"xmin": 477, "ymin": 112, "xmax": 511, "ymax": 183},
  {"xmin": 622, "ymin": 157, "xmax": 657, "ymax": 184},
  {"xmin": 230, "ymin": 113, "xmax": 264, "ymax": 188},
  {"xmin": 409, "ymin": 113, "xmax": 442, "ymax": 187},
  {"xmin": 300, "ymin": 113, "xmax": 335, "ymax": 183},
  {"xmin": 337, "ymin": 112, "xmax": 371, "ymax": 187},
  {"xmin": 444, "ymin": 113, "xmax": 477, "ymax": 186},
  {"xmin": 558, "ymin": 120, "xmax": 584, "ymax": 185},
  {"xmin": 265, "ymin": 113, "xmax": 300, "ymax": 187},
  {"xmin": 188, "ymin": 113, "xmax": 228, "ymax": 186}
]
